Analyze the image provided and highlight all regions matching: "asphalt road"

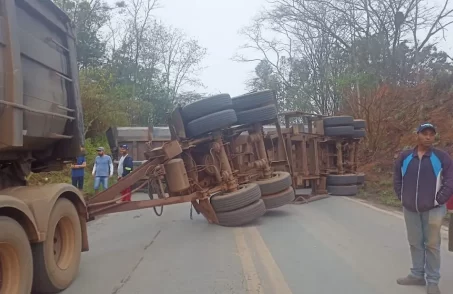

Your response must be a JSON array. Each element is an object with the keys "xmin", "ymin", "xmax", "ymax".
[{"xmin": 63, "ymin": 194, "xmax": 453, "ymax": 294}]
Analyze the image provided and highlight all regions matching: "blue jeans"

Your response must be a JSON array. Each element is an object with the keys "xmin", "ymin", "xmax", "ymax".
[
  {"xmin": 94, "ymin": 176, "xmax": 109, "ymax": 191},
  {"xmin": 72, "ymin": 176, "xmax": 84, "ymax": 190},
  {"xmin": 403, "ymin": 204, "xmax": 446, "ymax": 284}
]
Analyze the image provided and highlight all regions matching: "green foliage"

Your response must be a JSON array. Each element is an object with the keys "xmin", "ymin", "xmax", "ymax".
[
  {"xmin": 240, "ymin": 0, "xmax": 453, "ymax": 116},
  {"xmin": 357, "ymin": 179, "xmax": 402, "ymax": 208},
  {"xmin": 51, "ymin": 0, "xmax": 206, "ymax": 132},
  {"xmin": 80, "ymin": 68, "xmax": 149, "ymax": 137},
  {"xmin": 53, "ymin": 0, "xmax": 116, "ymax": 68},
  {"xmin": 28, "ymin": 136, "xmax": 112, "ymax": 196}
]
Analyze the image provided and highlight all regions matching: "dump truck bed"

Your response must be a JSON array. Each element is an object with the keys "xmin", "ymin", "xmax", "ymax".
[
  {"xmin": 106, "ymin": 125, "xmax": 282, "ymax": 161},
  {"xmin": 0, "ymin": 0, "xmax": 83, "ymax": 170}
]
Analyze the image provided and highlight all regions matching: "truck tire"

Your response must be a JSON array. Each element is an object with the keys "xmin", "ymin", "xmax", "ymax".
[
  {"xmin": 186, "ymin": 109, "xmax": 237, "ymax": 138},
  {"xmin": 352, "ymin": 119, "xmax": 366, "ymax": 129},
  {"xmin": 32, "ymin": 198, "xmax": 82, "ymax": 293},
  {"xmin": 327, "ymin": 185, "xmax": 358, "ymax": 196},
  {"xmin": 255, "ymin": 171, "xmax": 292, "ymax": 196},
  {"xmin": 262, "ymin": 187, "xmax": 295, "ymax": 209},
  {"xmin": 322, "ymin": 116, "xmax": 354, "ymax": 127},
  {"xmin": 327, "ymin": 174, "xmax": 358, "ymax": 186},
  {"xmin": 353, "ymin": 129, "xmax": 366, "ymax": 138},
  {"xmin": 216, "ymin": 199, "xmax": 266, "ymax": 227},
  {"xmin": 0, "ymin": 216, "xmax": 33, "ymax": 294},
  {"xmin": 232, "ymin": 90, "xmax": 275, "ymax": 111},
  {"xmin": 181, "ymin": 94, "xmax": 232, "ymax": 122},
  {"xmin": 236, "ymin": 104, "xmax": 278, "ymax": 125},
  {"xmin": 324, "ymin": 126, "xmax": 354, "ymax": 137},
  {"xmin": 211, "ymin": 183, "xmax": 261, "ymax": 213}
]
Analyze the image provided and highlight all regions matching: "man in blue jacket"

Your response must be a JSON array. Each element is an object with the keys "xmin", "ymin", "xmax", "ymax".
[
  {"xmin": 393, "ymin": 123, "xmax": 453, "ymax": 294},
  {"xmin": 117, "ymin": 144, "xmax": 133, "ymax": 202}
]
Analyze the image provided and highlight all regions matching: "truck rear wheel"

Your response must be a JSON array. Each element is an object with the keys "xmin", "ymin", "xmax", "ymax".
[
  {"xmin": 216, "ymin": 199, "xmax": 266, "ymax": 227},
  {"xmin": 210, "ymin": 183, "xmax": 261, "ymax": 213},
  {"xmin": 262, "ymin": 187, "xmax": 296, "ymax": 209},
  {"xmin": 0, "ymin": 216, "xmax": 33, "ymax": 294},
  {"xmin": 236, "ymin": 104, "xmax": 278, "ymax": 125},
  {"xmin": 32, "ymin": 198, "xmax": 82, "ymax": 293},
  {"xmin": 255, "ymin": 171, "xmax": 292, "ymax": 196}
]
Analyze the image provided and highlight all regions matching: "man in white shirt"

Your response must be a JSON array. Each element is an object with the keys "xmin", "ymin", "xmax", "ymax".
[{"xmin": 92, "ymin": 147, "xmax": 114, "ymax": 194}]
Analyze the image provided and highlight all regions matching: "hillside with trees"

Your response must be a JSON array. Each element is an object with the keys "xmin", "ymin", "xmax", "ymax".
[{"xmin": 236, "ymin": 0, "xmax": 453, "ymax": 207}]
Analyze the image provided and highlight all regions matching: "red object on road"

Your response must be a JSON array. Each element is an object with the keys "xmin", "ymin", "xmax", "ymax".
[
  {"xmin": 121, "ymin": 186, "xmax": 132, "ymax": 202},
  {"xmin": 446, "ymin": 195, "xmax": 453, "ymax": 211}
]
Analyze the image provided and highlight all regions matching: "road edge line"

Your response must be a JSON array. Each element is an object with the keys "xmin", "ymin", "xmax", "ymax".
[{"xmin": 340, "ymin": 196, "xmax": 449, "ymax": 236}]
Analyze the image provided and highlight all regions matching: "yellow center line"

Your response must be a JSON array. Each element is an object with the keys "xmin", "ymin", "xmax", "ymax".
[
  {"xmin": 234, "ymin": 227, "xmax": 264, "ymax": 294},
  {"xmin": 247, "ymin": 226, "xmax": 293, "ymax": 294}
]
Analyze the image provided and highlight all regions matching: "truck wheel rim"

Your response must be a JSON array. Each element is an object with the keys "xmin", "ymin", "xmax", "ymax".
[
  {"xmin": 53, "ymin": 216, "xmax": 75, "ymax": 270},
  {"xmin": 0, "ymin": 243, "xmax": 21, "ymax": 294}
]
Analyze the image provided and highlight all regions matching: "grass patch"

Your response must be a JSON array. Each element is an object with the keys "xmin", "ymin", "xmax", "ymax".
[
  {"xmin": 28, "ymin": 136, "xmax": 115, "ymax": 197},
  {"xmin": 357, "ymin": 178, "xmax": 402, "ymax": 208}
]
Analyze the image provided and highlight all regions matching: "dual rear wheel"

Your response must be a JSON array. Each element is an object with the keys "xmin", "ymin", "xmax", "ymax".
[{"xmin": 0, "ymin": 198, "xmax": 82, "ymax": 294}]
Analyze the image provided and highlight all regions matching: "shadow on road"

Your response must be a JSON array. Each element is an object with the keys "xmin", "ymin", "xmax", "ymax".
[{"xmin": 263, "ymin": 209, "xmax": 292, "ymax": 218}]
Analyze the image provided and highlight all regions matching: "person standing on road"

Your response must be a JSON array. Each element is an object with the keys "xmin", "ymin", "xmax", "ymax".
[
  {"xmin": 71, "ymin": 145, "xmax": 86, "ymax": 191},
  {"xmin": 393, "ymin": 123, "xmax": 453, "ymax": 294},
  {"xmin": 92, "ymin": 147, "xmax": 114, "ymax": 194},
  {"xmin": 117, "ymin": 144, "xmax": 133, "ymax": 202}
]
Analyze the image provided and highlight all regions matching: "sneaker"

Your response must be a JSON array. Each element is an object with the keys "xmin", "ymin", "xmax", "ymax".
[
  {"xmin": 427, "ymin": 283, "xmax": 441, "ymax": 294},
  {"xmin": 396, "ymin": 275, "xmax": 426, "ymax": 286}
]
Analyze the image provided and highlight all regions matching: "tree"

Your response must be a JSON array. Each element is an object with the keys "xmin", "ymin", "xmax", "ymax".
[
  {"xmin": 80, "ymin": 68, "xmax": 145, "ymax": 137},
  {"xmin": 238, "ymin": 0, "xmax": 453, "ymax": 115},
  {"xmin": 53, "ymin": 0, "xmax": 121, "ymax": 68},
  {"xmin": 54, "ymin": 0, "xmax": 207, "ymax": 132},
  {"xmin": 158, "ymin": 25, "xmax": 207, "ymax": 103}
]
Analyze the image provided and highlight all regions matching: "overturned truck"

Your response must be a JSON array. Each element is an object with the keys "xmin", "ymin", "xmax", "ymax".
[
  {"xmin": 109, "ymin": 97, "xmax": 368, "ymax": 206},
  {"xmin": 103, "ymin": 91, "xmax": 296, "ymax": 226}
]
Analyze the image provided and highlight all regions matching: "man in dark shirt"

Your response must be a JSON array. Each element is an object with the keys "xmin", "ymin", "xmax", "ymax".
[
  {"xmin": 71, "ymin": 145, "xmax": 86, "ymax": 191},
  {"xmin": 117, "ymin": 144, "xmax": 133, "ymax": 202},
  {"xmin": 393, "ymin": 123, "xmax": 453, "ymax": 294}
]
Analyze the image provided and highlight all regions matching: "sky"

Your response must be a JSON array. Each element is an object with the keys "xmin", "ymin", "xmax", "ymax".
[
  {"xmin": 147, "ymin": 0, "xmax": 453, "ymax": 98},
  {"xmin": 152, "ymin": 0, "xmax": 268, "ymax": 97}
]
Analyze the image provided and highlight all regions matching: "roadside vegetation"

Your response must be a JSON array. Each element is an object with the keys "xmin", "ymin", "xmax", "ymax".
[
  {"xmin": 28, "ymin": 137, "xmax": 111, "ymax": 197},
  {"xmin": 236, "ymin": 0, "xmax": 453, "ymax": 208}
]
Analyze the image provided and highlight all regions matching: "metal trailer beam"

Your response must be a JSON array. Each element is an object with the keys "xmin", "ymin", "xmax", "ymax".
[{"xmin": 86, "ymin": 140, "xmax": 219, "ymax": 223}]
